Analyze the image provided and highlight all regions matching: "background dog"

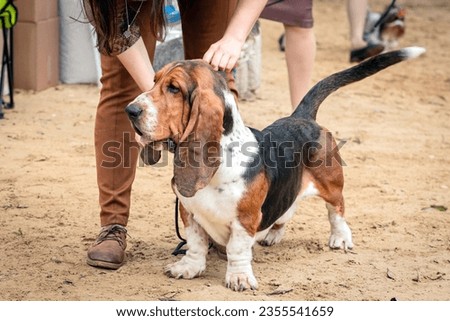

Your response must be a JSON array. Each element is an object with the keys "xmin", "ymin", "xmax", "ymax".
[{"xmin": 364, "ymin": 1, "xmax": 406, "ymax": 51}]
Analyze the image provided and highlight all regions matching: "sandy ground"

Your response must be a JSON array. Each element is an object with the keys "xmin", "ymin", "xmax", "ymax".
[{"xmin": 1, "ymin": 0, "xmax": 449, "ymax": 301}]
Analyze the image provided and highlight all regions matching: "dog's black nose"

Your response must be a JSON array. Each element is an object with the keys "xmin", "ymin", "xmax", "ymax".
[{"xmin": 125, "ymin": 104, "xmax": 142, "ymax": 119}]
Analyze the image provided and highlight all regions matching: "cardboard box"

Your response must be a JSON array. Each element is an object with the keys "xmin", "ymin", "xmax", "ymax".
[
  {"xmin": 15, "ymin": 0, "xmax": 58, "ymax": 22},
  {"xmin": 14, "ymin": 18, "xmax": 60, "ymax": 91}
]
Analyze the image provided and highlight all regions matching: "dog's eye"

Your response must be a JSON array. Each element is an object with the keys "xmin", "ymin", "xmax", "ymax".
[{"xmin": 167, "ymin": 83, "xmax": 180, "ymax": 94}]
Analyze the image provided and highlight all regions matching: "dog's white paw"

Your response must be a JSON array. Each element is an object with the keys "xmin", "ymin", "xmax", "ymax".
[
  {"xmin": 329, "ymin": 221, "xmax": 353, "ymax": 250},
  {"xmin": 165, "ymin": 258, "xmax": 205, "ymax": 279},
  {"xmin": 225, "ymin": 271, "xmax": 258, "ymax": 291}
]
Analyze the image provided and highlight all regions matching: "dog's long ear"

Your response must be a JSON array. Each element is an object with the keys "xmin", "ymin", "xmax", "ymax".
[{"xmin": 173, "ymin": 86, "xmax": 224, "ymax": 197}]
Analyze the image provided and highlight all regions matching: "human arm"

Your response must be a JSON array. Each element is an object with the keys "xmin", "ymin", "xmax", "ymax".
[
  {"xmin": 117, "ymin": 37, "xmax": 155, "ymax": 147},
  {"xmin": 117, "ymin": 37, "xmax": 155, "ymax": 92},
  {"xmin": 83, "ymin": 0, "xmax": 155, "ymax": 91},
  {"xmin": 203, "ymin": 0, "xmax": 267, "ymax": 71}
]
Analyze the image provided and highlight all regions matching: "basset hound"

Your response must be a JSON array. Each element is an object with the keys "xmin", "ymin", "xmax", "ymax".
[{"xmin": 125, "ymin": 47, "xmax": 425, "ymax": 291}]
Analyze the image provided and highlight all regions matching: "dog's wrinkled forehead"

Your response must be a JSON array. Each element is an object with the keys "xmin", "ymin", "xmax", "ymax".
[{"xmin": 155, "ymin": 60, "xmax": 228, "ymax": 92}]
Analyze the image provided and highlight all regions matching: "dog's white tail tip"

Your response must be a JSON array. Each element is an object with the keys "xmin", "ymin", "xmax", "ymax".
[{"xmin": 403, "ymin": 46, "xmax": 426, "ymax": 59}]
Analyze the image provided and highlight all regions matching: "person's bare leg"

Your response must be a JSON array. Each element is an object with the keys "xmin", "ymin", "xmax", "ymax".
[
  {"xmin": 347, "ymin": 0, "xmax": 368, "ymax": 50},
  {"xmin": 347, "ymin": 0, "xmax": 384, "ymax": 62},
  {"xmin": 284, "ymin": 25, "xmax": 316, "ymax": 108}
]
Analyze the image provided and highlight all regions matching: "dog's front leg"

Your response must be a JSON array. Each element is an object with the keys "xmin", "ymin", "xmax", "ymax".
[
  {"xmin": 225, "ymin": 220, "xmax": 258, "ymax": 291},
  {"xmin": 165, "ymin": 210, "xmax": 209, "ymax": 279}
]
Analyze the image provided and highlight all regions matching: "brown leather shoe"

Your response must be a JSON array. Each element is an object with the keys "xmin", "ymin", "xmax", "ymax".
[{"xmin": 87, "ymin": 224, "xmax": 127, "ymax": 269}]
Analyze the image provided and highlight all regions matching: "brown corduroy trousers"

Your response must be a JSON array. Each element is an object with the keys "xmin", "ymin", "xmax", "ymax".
[{"xmin": 95, "ymin": 0, "xmax": 238, "ymax": 226}]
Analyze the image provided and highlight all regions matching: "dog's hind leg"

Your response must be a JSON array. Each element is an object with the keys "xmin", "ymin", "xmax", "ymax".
[
  {"xmin": 305, "ymin": 129, "xmax": 353, "ymax": 250},
  {"xmin": 326, "ymin": 199, "xmax": 353, "ymax": 250}
]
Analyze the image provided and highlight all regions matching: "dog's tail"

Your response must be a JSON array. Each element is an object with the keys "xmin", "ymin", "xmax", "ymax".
[{"xmin": 292, "ymin": 47, "xmax": 426, "ymax": 120}]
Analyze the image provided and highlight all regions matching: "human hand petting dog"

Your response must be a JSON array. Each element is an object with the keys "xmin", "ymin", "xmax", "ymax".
[{"xmin": 203, "ymin": 0, "xmax": 267, "ymax": 71}]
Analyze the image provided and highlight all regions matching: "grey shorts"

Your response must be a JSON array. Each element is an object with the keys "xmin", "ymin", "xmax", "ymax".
[{"xmin": 260, "ymin": 0, "xmax": 314, "ymax": 28}]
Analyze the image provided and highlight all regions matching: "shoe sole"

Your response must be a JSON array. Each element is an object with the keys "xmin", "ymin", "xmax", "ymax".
[{"xmin": 86, "ymin": 257, "xmax": 124, "ymax": 270}]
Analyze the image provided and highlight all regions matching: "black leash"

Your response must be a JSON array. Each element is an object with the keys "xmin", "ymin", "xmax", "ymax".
[
  {"xmin": 172, "ymin": 197, "xmax": 187, "ymax": 256},
  {"xmin": 369, "ymin": 0, "xmax": 397, "ymax": 33},
  {"xmin": 171, "ymin": 196, "xmax": 214, "ymax": 256},
  {"xmin": 139, "ymin": 141, "xmax": 187, "ymax": 256}
]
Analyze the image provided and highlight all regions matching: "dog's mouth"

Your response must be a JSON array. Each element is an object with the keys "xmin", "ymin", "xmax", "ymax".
[
  {"xmin": 129, "ymin": 119, "xmax": 177, "ymax": 153},
  {"xmin": 131, "ymin": 124, "xmax": 176, "ymax": 153},
  {"xmin": 131, "ymin": 122, "xmax": 144, "ymax": 137}
]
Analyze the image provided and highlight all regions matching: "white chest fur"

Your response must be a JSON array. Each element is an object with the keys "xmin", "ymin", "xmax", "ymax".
[{"xmin": 176, "ymin": 91, "xmax": 258, "ymax": 246}]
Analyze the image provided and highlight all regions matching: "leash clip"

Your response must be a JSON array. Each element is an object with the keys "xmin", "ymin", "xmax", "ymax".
[{"xmin": 172, "ymin": 240, "xmax": 187, "ymax": 256}]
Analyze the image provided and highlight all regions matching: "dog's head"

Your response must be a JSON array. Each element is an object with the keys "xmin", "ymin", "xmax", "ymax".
[
  {"xmin": 380, "ymin": 5, "xmax": 406, "ymax": 45},
  {"xmin": 125, "ymin": 60, "xmax": 231, "ymax": 197}
]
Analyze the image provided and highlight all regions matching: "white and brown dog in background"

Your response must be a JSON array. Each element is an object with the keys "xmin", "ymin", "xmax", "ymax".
[{"xmin": 365, "ymin": 2, "xmax": 406, "ymax": 51}]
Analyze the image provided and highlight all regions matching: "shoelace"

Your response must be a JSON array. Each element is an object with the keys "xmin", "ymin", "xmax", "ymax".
[{"xmin": 95, "ymin": 225, "xmax": 128, "ymax": 247}]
